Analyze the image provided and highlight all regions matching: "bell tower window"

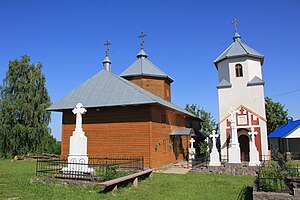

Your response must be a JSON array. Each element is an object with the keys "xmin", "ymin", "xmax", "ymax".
[{"xmin": 235, "ymin": 64, "xmax": 243, "ymax": 77}]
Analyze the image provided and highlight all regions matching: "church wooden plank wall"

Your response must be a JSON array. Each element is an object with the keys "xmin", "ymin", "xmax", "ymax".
[
  {"xmin": 149, "ymin": 106, "xmax": 191, "ymax": 167},
  {"xmin": 61, "ymin": 104, "xmax": 199, "ymax": 168},
  {"xmin": 62, "ymin": 122, "xmax": 151, "ymax": 166},
  {"xmin": 126, "ymin": 76, "xmax": 171, "ymax": 102},
  {"xmin": 62, "ymin": 105, "xmax": 152, "ymax": 166}
]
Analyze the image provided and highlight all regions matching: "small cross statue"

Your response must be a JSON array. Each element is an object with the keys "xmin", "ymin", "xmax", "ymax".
[
  {"xmin": 138, "ymin": 32, "xmax": 147, "ymax": 50},
  {"xmin": 229, "ymin": 106, "xmax": 237, "ymax": 123},
  {"xmin": 232, "ymin": 18, "xmax": 239, "ymax": 33},
  {"xmin": 104, "ymin": 40, "xmax": 112, "ymax": 57},
  {"xmin": 72, "ymin": 103, "xmax": 87, "ymax": 132},
  {"xmin": 248, "ymin": 127, "xmax": 258, "ymax": 148},
  {"xmin": 190, "ymin": 138, "xmax": 195, "ymax": 149},
  {"xmin": 209, "ymin": 130, "xmax": 219, "ymax": 149}
]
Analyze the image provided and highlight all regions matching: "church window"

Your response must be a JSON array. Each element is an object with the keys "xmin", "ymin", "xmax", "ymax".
[{"xmin": 235, "ymin": 64, "xmax": 243, "ymax": 77}]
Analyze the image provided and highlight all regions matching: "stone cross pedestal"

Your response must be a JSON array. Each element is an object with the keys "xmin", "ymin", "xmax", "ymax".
[
  {"xmin": 63, "ymin": 103, "xmax": 93, "ymax": 173},
  {"xmin": 248, "ymin": 127, "xmax": 260, "ymax": 166},
  {"xmin": 189, "ymin": 138, "xmax": 196, "ymax": 162},
  {"xmin": 228, "ymin": 107, "xmax": 241, "ymax": 163},
  {"xmin": 209, "ymin": 130, "xmax": 221, "ymax": 166}
]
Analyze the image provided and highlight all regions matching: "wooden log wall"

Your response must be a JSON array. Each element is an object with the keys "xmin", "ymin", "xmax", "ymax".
[
  {"xmin": 125, "ymin": 76, "xmax": 171, "ymax": 102},
  {"xmin": 61, "ymin": 104, "xmax": 200, "ymax": 168}
]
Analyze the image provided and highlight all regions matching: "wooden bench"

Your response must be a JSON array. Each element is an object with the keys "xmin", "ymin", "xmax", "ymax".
[{"xmin": 98, "ymin": 169, "xmax": 153, "ymax": 192}]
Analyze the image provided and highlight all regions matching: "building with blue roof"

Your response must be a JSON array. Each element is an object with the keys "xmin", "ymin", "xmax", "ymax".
[{"xmin": 268, "ymin": 117, "xmax": 300, "ymax": 156}]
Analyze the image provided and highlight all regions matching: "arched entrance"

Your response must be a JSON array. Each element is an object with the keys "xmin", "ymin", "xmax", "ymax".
[{"xmin": 238, "ymin": 134, "xmax": 249, "ymax": 161}]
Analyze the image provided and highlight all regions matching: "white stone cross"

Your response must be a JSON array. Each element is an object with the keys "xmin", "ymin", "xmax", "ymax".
[
  {"xmin": 190, "ymin": 138, "xmax": 195, "ymax": 149},
  {"xmin": 229, "ymin": 106, "xmax": 237, "ymax": 123},
  {"xmin": 248, "ymin": 127, "xmax": 258, "ymax": 148},
  {"xmin": 209, "ymin": 130, "xmax": 219, "ymax": 149},
  {"xmin": 72, "ymin": 103, "xmax": 87, "ymax": 132}
]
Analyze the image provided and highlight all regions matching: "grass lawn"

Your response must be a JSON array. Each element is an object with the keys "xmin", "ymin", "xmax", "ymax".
[{"xmin": 0, "ymin": 159, "xmax": 253, "ymax": 200}]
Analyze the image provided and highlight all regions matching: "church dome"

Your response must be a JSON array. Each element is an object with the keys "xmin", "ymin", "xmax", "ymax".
[{"xmin": 120, "ymin": 49, "xmax": 173, "ymax": 83}]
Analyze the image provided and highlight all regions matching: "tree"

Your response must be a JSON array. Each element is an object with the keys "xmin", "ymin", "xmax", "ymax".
[
  {"xmin": 185, "ymin": 104, "xmax": 217, "ymax": 135},
  {"xmin": 265, "ymin": 97, "xmax": 288, "ymax": 134},
  {"xmin": 0, "ymin": 55, "xmax": 53, "ymax": 157}
]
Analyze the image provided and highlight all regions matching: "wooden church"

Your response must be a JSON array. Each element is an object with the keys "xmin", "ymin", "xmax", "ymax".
[{"xmin": 48, "ymin": 34, "xmax": 201, "ymax": 168}]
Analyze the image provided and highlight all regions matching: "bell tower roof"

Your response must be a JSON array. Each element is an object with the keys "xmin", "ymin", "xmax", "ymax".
[{"xmin": 214, "ymin": 19, "xmax": 264, "ymax": 68}]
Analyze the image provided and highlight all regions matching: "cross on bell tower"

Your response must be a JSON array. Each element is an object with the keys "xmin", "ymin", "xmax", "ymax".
[{"xmin": 232, "ymin": 18, "xmax": 238, "ymax": 33}]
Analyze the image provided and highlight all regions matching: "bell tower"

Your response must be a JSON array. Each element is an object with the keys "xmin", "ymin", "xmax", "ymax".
[{"xmin": 214, "ymin": 19, "xmax": 268, "ymax": 163}]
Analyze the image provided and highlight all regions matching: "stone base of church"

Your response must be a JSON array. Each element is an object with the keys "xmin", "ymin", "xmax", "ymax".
[{"xmin": 192, "ymin": 163, "xmax": 257, "ymax": 176}]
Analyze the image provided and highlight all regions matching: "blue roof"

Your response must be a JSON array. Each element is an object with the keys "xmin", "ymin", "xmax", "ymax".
[{"xmin": 268, "ymin": 118, "xmax": 300, "ymax": 138}]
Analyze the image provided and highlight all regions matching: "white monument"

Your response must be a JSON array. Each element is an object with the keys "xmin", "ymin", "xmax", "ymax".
[
  {"xmin": 228, "ymin": 107, "xmax": 241, "ymax": 163},
  {"xmin": 209, "ymin": 130, "xmax": 221, "ymax": 166},
  {"xmin": 248, "ymin": 127, "xmax": 260, "ymax": 166},
  {"xmin": 189, "ymin": 138, "xmax": 196, "ymax": 162},
  {"xmin": 63, "ymin": 103, "xmax": 93, "ymax": 173}
]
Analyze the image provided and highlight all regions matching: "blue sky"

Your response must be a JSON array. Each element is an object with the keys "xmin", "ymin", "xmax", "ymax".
[{"xmin": 1, "ymin": 0, "xmax": 300, "ymax": 140}]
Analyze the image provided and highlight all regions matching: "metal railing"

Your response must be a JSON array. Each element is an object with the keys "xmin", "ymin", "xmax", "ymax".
[
  {"xmin": 36, "ymin": 157, "xmax": 144, "ymax": 182},
  {"xmin": 256, "ymin": 164, "xmax": 300, "ymax": 193},
  {"xmin": 192, "ymin": 154, "xmax": 209, "ymax": 168},
  {"xmin": 256, "ymin": 165, "xmax": 288, "ymax": 193}
]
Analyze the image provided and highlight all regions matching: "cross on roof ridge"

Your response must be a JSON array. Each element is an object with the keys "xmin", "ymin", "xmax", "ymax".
[{"xmin": 138, "ymin": 32, "xmax": 147, "ymax": 50}]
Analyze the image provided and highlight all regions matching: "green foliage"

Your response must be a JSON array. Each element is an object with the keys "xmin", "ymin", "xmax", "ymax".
[
  {"xmin": 197, "ymin": 141, "xmax": 209, "ymax": 156},
  {"xmin": 259, "ymin": 161, "xmax": 282, "ymax": 179},
  {"xmin": 0, "ymin": 55, "xmax": 55, "ymax": 157},
  {"xmin": 185, "ymin": 103, "xmax": 217, "ymax": 135},
  {"xmin": 44, "ymin": 136, "xmax": 61, "ymax": 155},
  {"xmin": 0, "ymin": 159, "xmax": 253, "ymax": 199},
  {"xmin": 258, "ymin": 161, "xmax": 285, "ymax": 191},
  {"xmin": 265, "ymin": 97, "xmax": 288, "ymax": 134}
]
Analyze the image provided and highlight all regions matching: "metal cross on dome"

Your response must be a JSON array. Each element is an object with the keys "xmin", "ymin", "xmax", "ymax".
[
  {"xmin": 138, "ymin": 32, "xmax": 147, "ymax": 50},
  {"xmin": 104, "ymin": 40, "xmax": 112, "ymax": 57},
  {"xmin": 232, "ymin": 18, "xmax": 239, "ymax": 33}
]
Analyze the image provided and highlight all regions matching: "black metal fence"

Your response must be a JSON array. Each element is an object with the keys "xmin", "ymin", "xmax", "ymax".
[
  {"xmin": 36, "ymin": 157, "xmax": 144, "ymax": 182},
  {"xmin": 256, "ymin": 164, "xmax": 300, "ymax": 193},
  {"xmin": 192, "ymin": 154, "xmax": 209, "ymax": 168}
]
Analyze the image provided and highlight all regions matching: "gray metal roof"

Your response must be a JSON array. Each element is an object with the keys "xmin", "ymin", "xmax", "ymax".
[
  {"xmin": 214, "ymin": 34, "xmax": 264, "ymax": 67},
  {"xmin": 48, "ymin": 69, "xmax": 195, "ymax": 118},
  {"xmin": 217, "ymin": 79, "xmax": 232, "ymax": 89},
  {"xmin": 170, "ymin": 128, "xmax": 195, "ymax": 136},
  {"xmin": 247, "ymin": 76, "xmax": 265, "ymax": 86},
  {"xmin": 120, "ymin": 51, "xmax": 173, "ymax": 82}
]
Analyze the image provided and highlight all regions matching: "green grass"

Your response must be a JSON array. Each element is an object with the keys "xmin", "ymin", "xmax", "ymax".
[{"xmin": 0, "ymin": 159, "xmax": 253, "ymax": 200}]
